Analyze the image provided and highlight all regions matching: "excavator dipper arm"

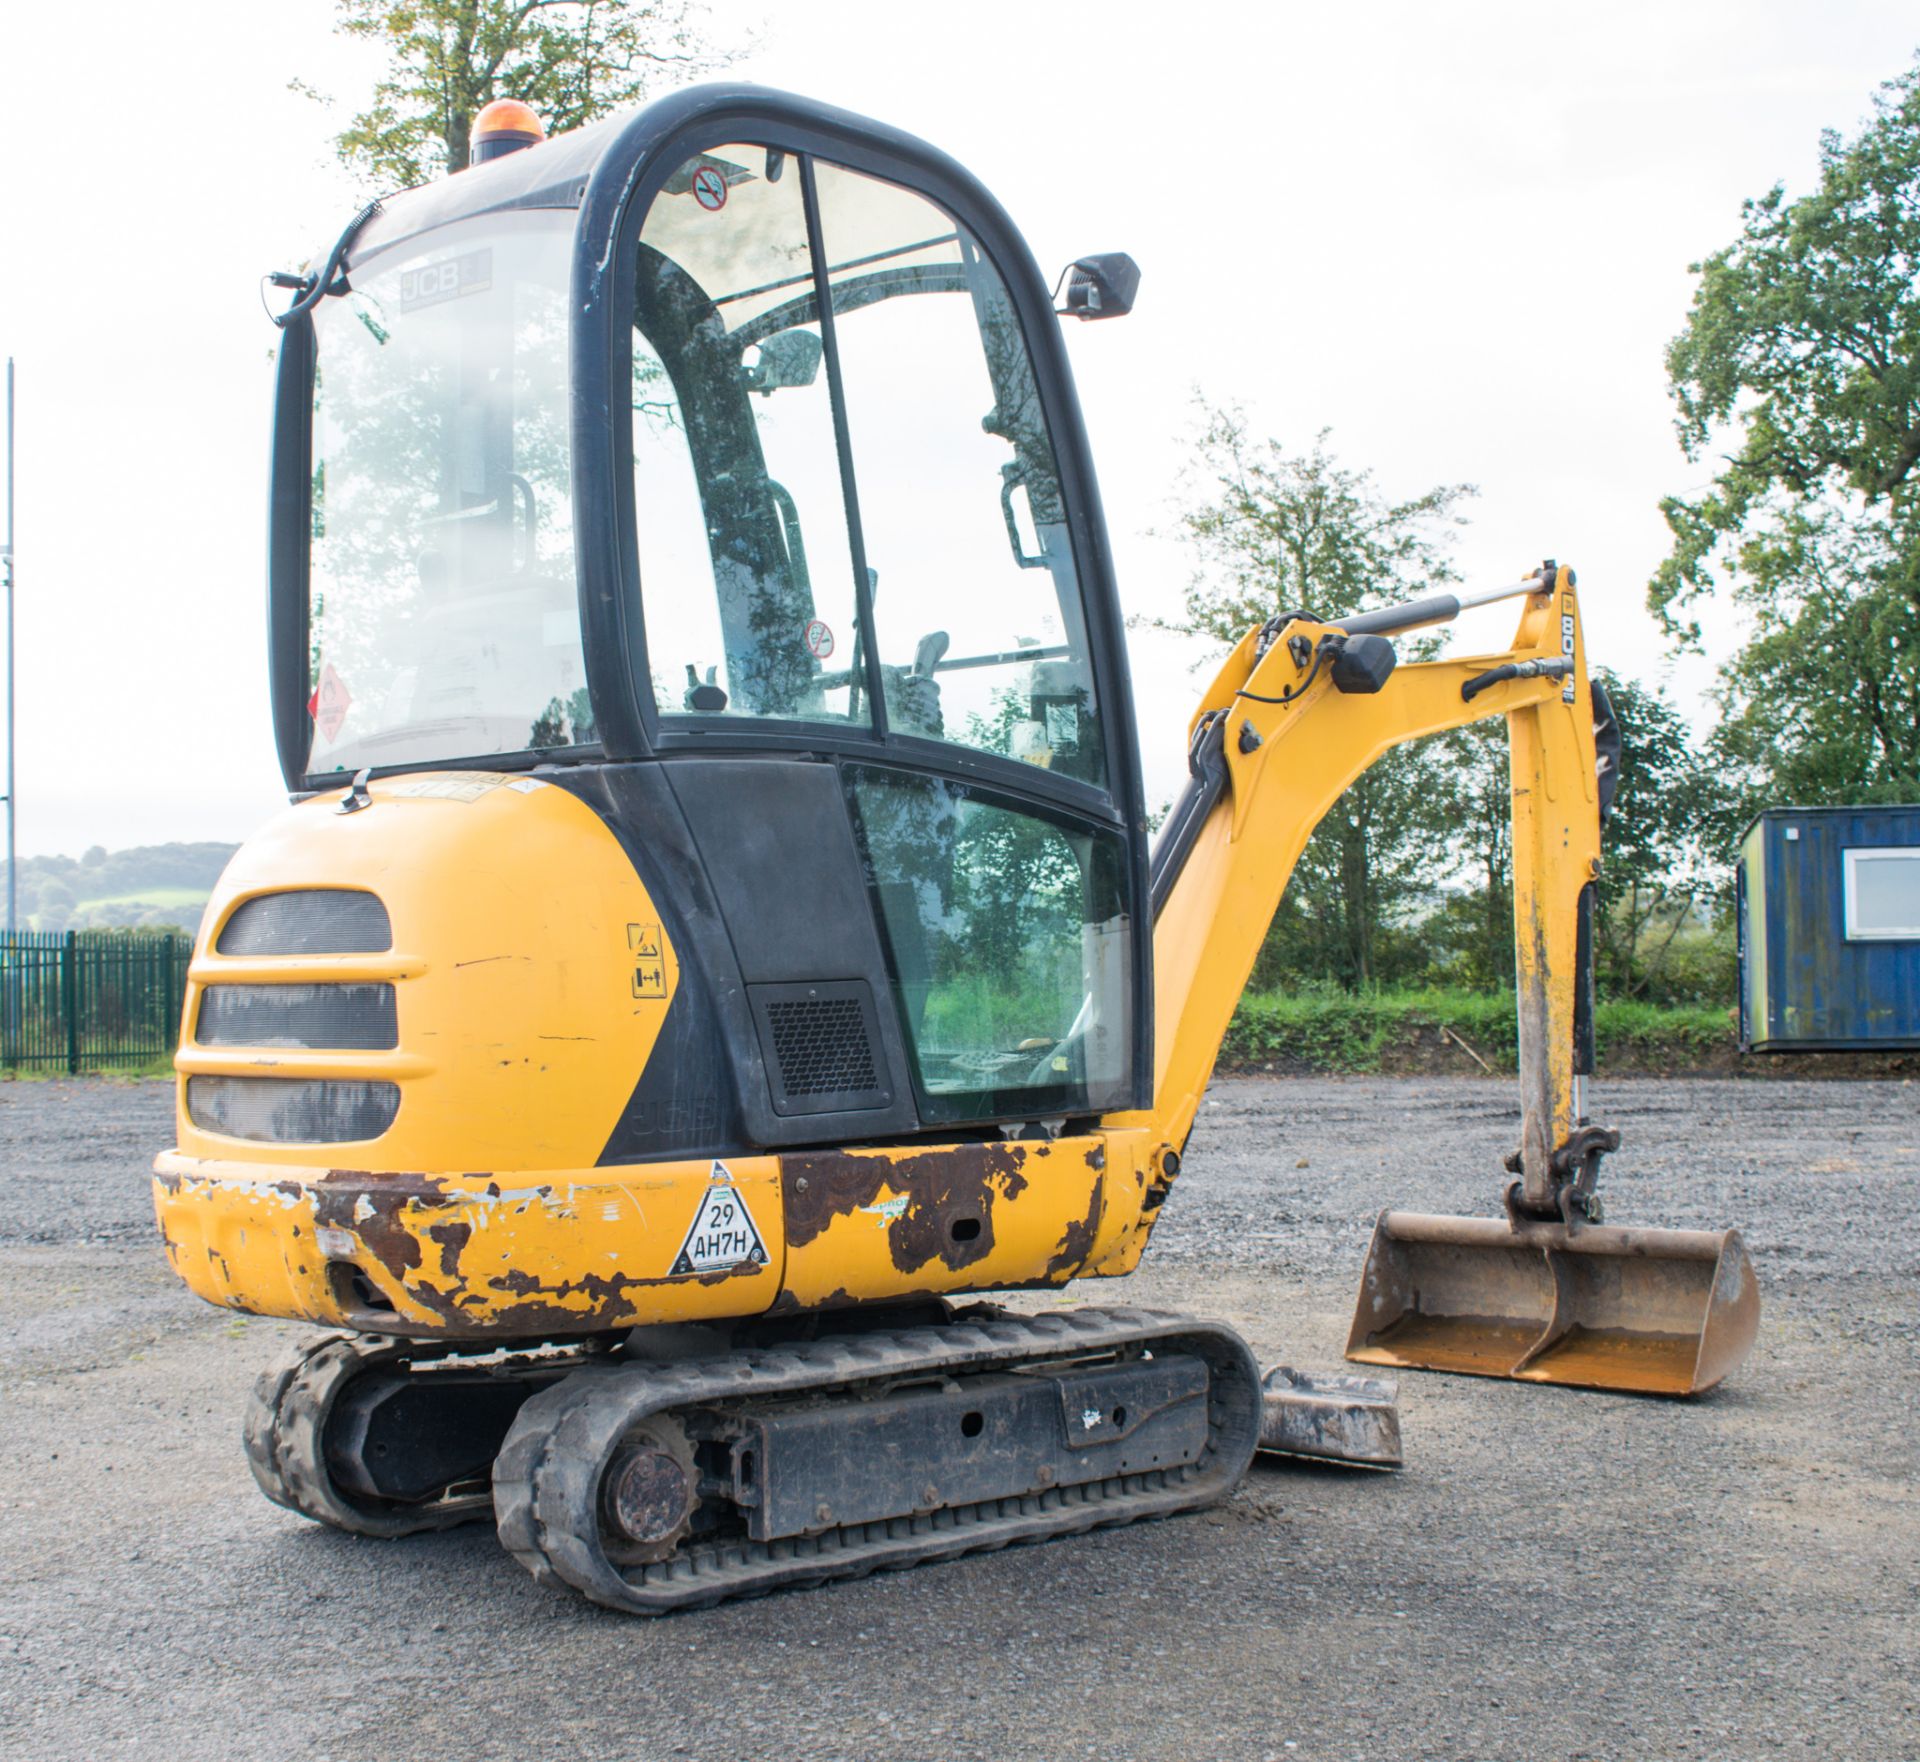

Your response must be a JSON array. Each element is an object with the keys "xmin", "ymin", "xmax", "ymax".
[
  {"xmin": 1110, "ymin": 564, "xmax": 1758, "ymax": 1396},
  {"xmin": 1116, "ymin": 564, "xmax": 1600, "ymax": 1204}
]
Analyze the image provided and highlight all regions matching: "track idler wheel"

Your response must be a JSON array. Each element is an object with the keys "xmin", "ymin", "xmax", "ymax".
[{"xmin": 244, "ymin": 1334, "xmax": 497, "ymax": 1537}]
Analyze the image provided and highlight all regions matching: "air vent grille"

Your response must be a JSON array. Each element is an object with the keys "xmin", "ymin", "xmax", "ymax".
[
  {"xmin": 748, "ymin": 981, "xmax": 891, "ymax": 1116},
  {"xmin": 197, "ymin": 983, "xmax": 398, "ymax": 1050},
  {"xmin": 186, "ymin": 1075, "xmax": 400, "ymax": 1143},
  {"xmin": 217, "ymin": 890, "xmax": 391, "ymax": 956},
  {"xmin": 765, "ymin": 996, "xmax": 877, "ymax": 1097}
]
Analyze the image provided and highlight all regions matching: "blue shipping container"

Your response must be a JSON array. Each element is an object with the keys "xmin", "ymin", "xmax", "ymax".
[{"xmin": 1737, "ymin": 805, "xmax": 1920, "ymax": 1051}]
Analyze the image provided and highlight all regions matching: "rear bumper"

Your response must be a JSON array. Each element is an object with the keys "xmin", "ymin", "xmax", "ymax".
[{"xmin": 152, "ymin": 1150, "xmax": 785, "ymax": 1338}]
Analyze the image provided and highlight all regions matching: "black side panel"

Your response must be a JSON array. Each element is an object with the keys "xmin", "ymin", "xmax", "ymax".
[
  {"xmin": 665, "ymin": 758, "xmax": 917, "ymax": 1138},
  {"xmin": 597, "ymin": 972, "xmax": 744, "ymax": 1163},
  {"xmin": 556, "ymin": 760, "xmax": 921, "ymax": 1161},
  {"xmin": 667, "ymin": 760, "xmax": 886, "ymax": 983}
]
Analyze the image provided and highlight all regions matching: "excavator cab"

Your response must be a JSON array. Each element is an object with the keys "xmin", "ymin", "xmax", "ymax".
[
  {"xmin": 155, "ymin": 84, "xmax": 1756, "ymax": 1616},
  {"xmin": 272, "ymin": 90, "xmax": 1152, "ymax": 1153}
]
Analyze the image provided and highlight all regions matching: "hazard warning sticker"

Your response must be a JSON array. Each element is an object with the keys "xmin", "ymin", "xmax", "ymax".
[
  {"xmin": 313, "ymin": 661, "xmax": 352, "ymax": 743},
  {"xmin": 670, "ymin": 1162, "xmax": 767, "ymax": 1275},
  {"xmin": 628, "ymin": 921, "xmax": 667, "ymax": 998}
]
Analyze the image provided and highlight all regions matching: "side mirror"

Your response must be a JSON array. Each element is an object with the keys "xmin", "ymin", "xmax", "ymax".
[
  {"xmin": 742, "ymin": 327, "xmax": 823, "ymax": 395},
  {"xmin": 1057, "ymin": 253, "xmax": 1140, "ymax": 321}
]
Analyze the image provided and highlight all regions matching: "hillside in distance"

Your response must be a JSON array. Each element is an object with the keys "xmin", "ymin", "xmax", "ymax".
[{"xmin": 3, "ymin": 842, "xmax": 237, "ymax": 934}]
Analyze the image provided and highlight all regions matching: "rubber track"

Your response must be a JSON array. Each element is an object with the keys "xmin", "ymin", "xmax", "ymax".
[
  {"xmin": 244, "ymin": 1332, "xmax": 589, "ymax": 1538},
  {"xmin": 492, "ymin": 1305, "xmax": 1262, "ymax": 1615}
]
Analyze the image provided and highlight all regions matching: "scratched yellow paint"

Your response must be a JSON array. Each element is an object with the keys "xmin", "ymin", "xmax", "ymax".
[
  {"xmin": 778, "ymin": 1138, "xmax": 1114, "ymax": 1310},
  {"xmin": 153, "ymin": 1152, "xmax": 786, "ymax": 1332}
]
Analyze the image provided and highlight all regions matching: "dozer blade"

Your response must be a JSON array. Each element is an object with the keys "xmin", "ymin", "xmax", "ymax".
[
  {"xmin": 1258, "ymin": 1366, "xmax": 1402, "ymax": 1467},
  {"xmin": 1345, "ymin": 1211, "xmax": 1759, "ymax": 1396}
]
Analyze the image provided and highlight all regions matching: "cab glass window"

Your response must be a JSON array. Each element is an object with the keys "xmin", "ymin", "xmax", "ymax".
[
  {"xmin": 632, "ymin": 145, "xmax": 864, "ymax": 723},
  {"xmin": 848, "ymin": 770, "xmax": 1132, "ymax": 1122},
  {"xmin": 627, "ymin": 146, "xmax": 1103, "ymax": 786},
  {"xmin": 308, "ymin": 211, "xmax": 586, "ymax": 774},
  {"xmin": 814, "ymin": 164, "xmax": 1103, "ymax": 785}
]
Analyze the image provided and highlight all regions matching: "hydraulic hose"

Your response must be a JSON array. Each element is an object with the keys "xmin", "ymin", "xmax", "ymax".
[{"xmin": 270, "ymin": 200, "xmax": 384, "ymax": 329}]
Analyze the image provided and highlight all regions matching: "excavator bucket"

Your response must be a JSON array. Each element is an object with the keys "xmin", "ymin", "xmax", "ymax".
[{"xmin": 1346, "ymin": 1211, "xmax": 1760, "ymax": 1396}]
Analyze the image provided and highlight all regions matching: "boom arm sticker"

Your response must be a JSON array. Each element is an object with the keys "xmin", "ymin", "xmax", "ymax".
[{"xmin": 670, "ymin": 1162, "xmax": 768, "ymax": 1275}]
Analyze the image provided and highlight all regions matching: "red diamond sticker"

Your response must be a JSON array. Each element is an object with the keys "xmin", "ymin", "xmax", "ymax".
[{"xmin": 314, "ymin": 661, "xmax": 352, "ymax": 742}]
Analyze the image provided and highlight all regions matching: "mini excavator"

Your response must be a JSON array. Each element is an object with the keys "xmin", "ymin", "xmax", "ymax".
[{"xmin": 154, "ymin": 87, "xmax": 1759, "ymax": 1614}]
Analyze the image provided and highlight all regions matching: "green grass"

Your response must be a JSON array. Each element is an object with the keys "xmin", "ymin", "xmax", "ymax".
[
  {"xmin": 2, "ymin": 1058, "xmax": 175, "ymax": 1082},
  {"xmin": 1222, "ymin": 987, "xmax": 1735, "ymax": 1075}
]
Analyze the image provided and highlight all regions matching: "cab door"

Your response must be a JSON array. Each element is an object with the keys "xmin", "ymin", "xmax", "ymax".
[{"xmin": 614, "ymin": 124, "xmax": 1149, "ymax": 1134}]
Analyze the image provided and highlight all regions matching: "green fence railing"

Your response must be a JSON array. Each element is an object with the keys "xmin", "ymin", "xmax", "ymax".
[{"xmin": 0, "ymin": 931, "xmax": 188, "ymax": 1072}]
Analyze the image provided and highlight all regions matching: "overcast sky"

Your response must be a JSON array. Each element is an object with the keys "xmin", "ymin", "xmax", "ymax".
[{"xmin": 1, "ymin": 0, "xmax": 1914, "ymax": 859}]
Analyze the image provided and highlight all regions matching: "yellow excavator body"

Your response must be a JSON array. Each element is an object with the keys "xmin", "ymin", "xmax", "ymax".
[{"xmin": 152, "ymin": 82, "xmax": 1757, "ymax": 1612}]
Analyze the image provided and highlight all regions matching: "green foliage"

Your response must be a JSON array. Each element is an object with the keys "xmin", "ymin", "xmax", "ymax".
[
  {"xmin": 1159, "ymin": 401, "xmax": 1741, "ymax": 1004},
  {"xmin": 1655, "ymin": 58, "xmax": 1920, "ymax": 808},
  {"xmin": 4, "ymin": 843, "xmax": 235, "ymax": 934},
  {"xmin": 1221, "ymin": 988, "xmax": 1731, "ymax": 1074},
  {"xmin": 1156, "ymin": 400, "xmax": 1474, "ymax": 648},
  {"xmin": 1224, "ymin": 987, "xmax": 1514, "ymax": 1072},
  {"xmin": 1418, "ymin": 719, "xmax": 1513, "ymax": 990},
  {"xmin": 1589, "ymin": 670, "xmax": 1735, "ymax": 999},
  {"xmin": 1164, "ymin": 399, "xmax": 1477, "ymax": 988},
  {"xmin": 309, "ymin": 0, "xmax": 739, "ymax": 189}
]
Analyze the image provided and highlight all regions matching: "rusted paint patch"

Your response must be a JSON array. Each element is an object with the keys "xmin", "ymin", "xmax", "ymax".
[
  {"xmin": 312, "ymin": 1170, "xmax": 458, "ymax": 1281},
  {"xmin": 781, "ymin": 1143, "xmax": 1036, "ymax": 1275},
  {"xmin": 1046, "ymin": 1174, "xmax": 1105, "ymax": 1279},
  {"xmin": 424, "ymin": 1219, "xmax": 471, "ymax": 1278}
]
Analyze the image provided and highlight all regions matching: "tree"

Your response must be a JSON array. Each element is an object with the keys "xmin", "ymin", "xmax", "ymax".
[
  {"xmin": 1654, "ymin": 58, "xmax": 1920, "ymax": 808},
  {"xmin": 1154, "ymin": 401, "xmax": 1475, "ymax": 648},
  {"xmin": 1589, "ymin": 672, "xmax": 1732, "ymax": 1000},
  {"xmin": 1161, "ymin": 399, "xmax": 1476, "ymax": 989},
  {"xmin": 309, "ymin": 1, "xmax": 738, "ymax": 189},
  {"xmin": 1421, "ymin": 719, "xmax": 1513, "ymax": 990}
]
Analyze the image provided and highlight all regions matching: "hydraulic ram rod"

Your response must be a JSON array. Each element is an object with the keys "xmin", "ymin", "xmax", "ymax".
[{"xmin": 1331, "ymin": 569, "xmax": 1557, "ymax": 638}]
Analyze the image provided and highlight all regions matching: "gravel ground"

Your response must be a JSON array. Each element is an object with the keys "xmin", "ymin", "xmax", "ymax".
[{"xmin": 2, "ymin": 1074, "xmax": 1916, "ymax": 1762}]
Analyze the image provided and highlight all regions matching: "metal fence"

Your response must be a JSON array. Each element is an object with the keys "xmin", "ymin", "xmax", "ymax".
[{"xmin": 0, "ymin": 931, "xmax": 188, "ymax": 1072}]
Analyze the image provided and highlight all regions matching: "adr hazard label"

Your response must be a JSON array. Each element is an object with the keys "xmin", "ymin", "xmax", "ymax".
[
  {"xmin": 670, "ymin": 1162, "xmax": 767, "ymax": 1275},
  {"xmin": 313, "ymin": 661, "xmax": 352, "ymax": 742}
]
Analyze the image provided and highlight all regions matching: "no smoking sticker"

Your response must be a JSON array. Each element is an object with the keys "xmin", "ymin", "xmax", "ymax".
[
  {"xmin": 804, "ymin": 618, "xmax": 834, "ymax": 659},
  {"xmin": 691, "ymin": 165, "xmax": 729, "ymax": 211},
  {"xmin": 670, "ymin": 1162, "xmax": 767, "ymax": 1275}
]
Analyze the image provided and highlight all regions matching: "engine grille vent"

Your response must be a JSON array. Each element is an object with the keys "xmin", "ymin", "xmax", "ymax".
[
  {"xmin": 197, "ymin": 983, "xmax": 398, "ymax": 1050},
  {"xmin": 186, "ymin": 1075, "xmax": 399, "ymax": 1144},
  {"xmin": 749, "ymin": 981, "xmax": 890, "ymax": 1116},
  {"xmin": 767, "ymin": 997, "xmax": 875, "ymax": 1095},
  {"xmin": 217, "ymin": 890, "xmax": 392, "ymax": 956}
]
